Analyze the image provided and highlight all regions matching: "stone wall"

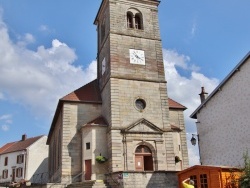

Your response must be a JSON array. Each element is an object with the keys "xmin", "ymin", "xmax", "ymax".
[{"xmin": 106, "ymin": 171, "xmax": 178, "ymax": 188}]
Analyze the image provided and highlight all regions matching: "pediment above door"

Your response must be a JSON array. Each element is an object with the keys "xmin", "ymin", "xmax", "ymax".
[{"xmin": 121, "ymin": 118, "xmax": 163, "ymax": 134}]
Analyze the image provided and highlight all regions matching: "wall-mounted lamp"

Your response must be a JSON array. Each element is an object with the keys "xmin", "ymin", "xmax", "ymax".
[
  {"xmin": 190, "ymin": 134, "xmax": 199, "ymax": 146},
  {"xmin": 190, "ymin": 134, "xmax": 201, "ymax": 165}
]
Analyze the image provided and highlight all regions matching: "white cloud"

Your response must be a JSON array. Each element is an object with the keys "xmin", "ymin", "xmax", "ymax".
[
  {"xmin": 163, "ymin": 49, "xmax": 199, "ymax": 72},
  {"xmin": 163, "ymin": 49, "xmax": 219, "ymax": 166},
  {"xmin": 17, "ymin": 33, "xmax": 35, "ymax": 47},
  {"xmin": 39, "ymin": 24, "xmax": 54, "ymax": 34},
  {"xmin": 191, "ymin": 21, "xmax": 197, "ymax": 37},
  {"xmin": 0, "ymin": 114, "xmax": 12, "ymax": 120},
  {"xmin": 0, "ymin": 114, "xmax": 12, "ymax": 132},
  {"xmin": 1, "ymin": 125, "xmax": 9, "ymax": 131},
  {"xmin": 39, "ymin": 25, "xmax": 49, "ymax": 32},
  {"xmin": 0, "ymin": 92, "xmax": 4, "ymax": 100},
  {"xmin": 0, "ymin": 16, "xmax": 96, "ymax": 118},
  {"xmin": 0, "ymin": 114, "xmax": 12, "ymax": 131}
]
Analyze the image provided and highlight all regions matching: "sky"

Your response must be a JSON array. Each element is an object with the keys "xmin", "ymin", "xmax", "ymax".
[{"xmin": 0, "ymin": 0, "xmax": 250, "ymax": 167}]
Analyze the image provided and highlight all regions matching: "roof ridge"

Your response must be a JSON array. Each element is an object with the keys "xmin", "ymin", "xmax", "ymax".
[{"xmin": 0, "ymin": 135, "xmax": 44, "ymax": 155}]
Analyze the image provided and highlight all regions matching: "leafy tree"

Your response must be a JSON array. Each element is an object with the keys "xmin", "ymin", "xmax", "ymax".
[{"xmin": 239, "ymin": 152, "xmax": 250, "ymax": 188}]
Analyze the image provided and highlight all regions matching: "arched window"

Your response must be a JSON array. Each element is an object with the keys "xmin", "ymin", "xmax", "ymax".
[
  {"xmin": 101, "ymin": 19, "xmax": 106, "ymax": 43},
  {"xmin": 135, "ymin": 13, "xmax": 143, "ymax": 30},
  {"xmin": 127, "ymin": 11, "xmax": 133, "ymax": 28},
  {"xmin": 135, "ymin": 145, "xmax": 153, "ymax": 171}
]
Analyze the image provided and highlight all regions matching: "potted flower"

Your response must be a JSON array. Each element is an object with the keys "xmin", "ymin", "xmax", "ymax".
[
  {"xmin": 175, "ymin": 156, "xmax": 181, "ymax": 163},
  {"xmin": 96, "ymin": 154, "xmax": 107, "ymax": 164}
]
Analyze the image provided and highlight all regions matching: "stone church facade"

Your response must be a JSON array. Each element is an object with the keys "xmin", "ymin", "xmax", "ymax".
[{"xmin": 47, "ymin": 0, "xmax": 189, "ymax": 187}]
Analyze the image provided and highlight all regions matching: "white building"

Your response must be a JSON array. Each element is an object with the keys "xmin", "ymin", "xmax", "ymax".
[
  {"xmin": 0, "ymin": 135, "xmax": 48, "ymax": 186},
  {"xmin": 190, "ymin": 52, "xmax": 250, "ymax": 167}
]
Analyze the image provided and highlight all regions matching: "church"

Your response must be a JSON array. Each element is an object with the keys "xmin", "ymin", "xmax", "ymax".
[{"xmin": 47, "ymin": 0, "xmax": 189, "ymax": 187}]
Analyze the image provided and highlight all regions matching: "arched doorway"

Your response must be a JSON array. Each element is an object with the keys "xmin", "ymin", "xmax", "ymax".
[{"xmin": 135, "ymin": 145, "xmax": 153, "ymax": 171}]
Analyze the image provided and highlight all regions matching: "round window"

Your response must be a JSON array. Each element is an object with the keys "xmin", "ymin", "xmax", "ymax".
[{"xmin": 135, "ymin": 99, "xmax": 146, "ymax": 111}]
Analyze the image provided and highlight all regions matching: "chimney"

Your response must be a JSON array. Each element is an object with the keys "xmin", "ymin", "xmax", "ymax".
[
  {"xmin": 22, "ymin": 134, "xmax": 27, "ymax": 141},
  {"xmin": 199, "ymin": 87, "xmax": 208, "ymax": 103}
]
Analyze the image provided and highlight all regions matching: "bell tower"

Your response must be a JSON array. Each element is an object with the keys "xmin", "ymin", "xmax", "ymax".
[{"xmin": 94, "ymin": 0, "xmax": 188, "ymax": 184}]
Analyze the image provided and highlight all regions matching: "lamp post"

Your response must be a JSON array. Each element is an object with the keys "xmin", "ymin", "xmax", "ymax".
[{"xmin": 190, "ymin": 134, "xmax": 202, "ymax": 165}]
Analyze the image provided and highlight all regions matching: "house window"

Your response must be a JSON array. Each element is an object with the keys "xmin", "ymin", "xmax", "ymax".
[
  {"xmin": 135, "ymin": 13, "xmax": 143, "ymax": 30},
  {"xmin": 4, "ymin": 157, "xmax": 8, "ymax": 166},
  {"xmin": 2, "ymin": 170, "xmax": 8, "ymax": 179},
  {"xmin": 86, "ymin": 142, "xmax": 90, "ymax": 150},
  {"xmin": 200, "ymin": 174, "xmax": 208, "ymax": 188},
  {"xmin": 127, "ymin": 11, "xmax": 133, "ymax": 28},
  {"xmin": 190, "ymin": 175, "xmax": 197, "ymax": 188},
  {"xmin": 17, "ymin": 154, "xmax": 24, "ymax": 164},
  {"xmin": 16, "ymin": 168, "xmax": 23, "ymax": 178}
]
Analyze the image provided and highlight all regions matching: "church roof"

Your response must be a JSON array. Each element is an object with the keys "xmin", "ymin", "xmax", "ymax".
[
  {"xmin": 47, "ymin": 79, "xmax": 102, "ymax": 144},
  {"xmin": 168, "ymin": 98, "xmax": 187, "ymax": 110},
  {"xmin": 0, "ymin": 135, "xmax": 44, "ymax": 155},
  {"xmin": 61, "ymin": 79, "xmax": 102, "ymax": 103}
]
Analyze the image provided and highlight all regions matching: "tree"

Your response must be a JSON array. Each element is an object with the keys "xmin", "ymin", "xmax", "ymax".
[{"xmin": 239, "ymin": 151, "xmax": 250, "ymax": 188}]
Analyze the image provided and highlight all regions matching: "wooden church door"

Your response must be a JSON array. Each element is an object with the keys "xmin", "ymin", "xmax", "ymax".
[{"xmin": 135, "ymin": 145, "xmax": 153, "ymax": 171}]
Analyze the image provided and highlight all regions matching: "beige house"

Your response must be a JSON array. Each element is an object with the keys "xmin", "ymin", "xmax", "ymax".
[
  {"xmin": 47, "ymin": 0, "xmax": 189, "ymax": 187},
  {"xmin": 191, "ymin": 52, "xmax": 250, "ymax": 167},
  {"xmin": 0, "ymin": 135, "xmax": 48, "ymax": 186}
]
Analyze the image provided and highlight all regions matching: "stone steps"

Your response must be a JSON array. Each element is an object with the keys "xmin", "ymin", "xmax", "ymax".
[{"xmin": 67, "ymin": 180, "xmax": 110, "ymax": 188}]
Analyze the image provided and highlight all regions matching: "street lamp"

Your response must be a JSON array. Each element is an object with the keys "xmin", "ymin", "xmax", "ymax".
[
  {"xmin": 190, "ymin": 134, "xmax": 199, "ymax": 146},
  {"xmin": 190, "ymin": 134, "xmax": 202, "ymax": 165}
]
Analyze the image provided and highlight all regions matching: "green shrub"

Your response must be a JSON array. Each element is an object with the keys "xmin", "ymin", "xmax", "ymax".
[{"xmin": 96, "ymin": 155, "xmax": 107, "ymax": 163}]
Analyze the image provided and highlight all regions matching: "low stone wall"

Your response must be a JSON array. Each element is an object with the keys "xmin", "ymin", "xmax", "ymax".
[{"xmin": 106, "ymin": 171, "xmax": 178, "ymax": 188}]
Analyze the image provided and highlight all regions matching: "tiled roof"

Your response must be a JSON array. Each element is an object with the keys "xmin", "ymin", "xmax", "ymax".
[
  {"xmin": 168, "ymin": 98, "xmax": 187, "ymax": 110},
  {"xmin": 61, "ymin": 79, "xmax": 102, "ymax": 103},
  {"xmin": 0, "ymin": 142, "xmax": 15, "ymax": 154},
  {"xmin": 0, "ymin": 135, "xmax": 43, "ymax": 155}
]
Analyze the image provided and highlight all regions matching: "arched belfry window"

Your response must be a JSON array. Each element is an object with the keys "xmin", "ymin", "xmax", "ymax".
[
  {"xmin": 126, "ymin": 9, "xmax": 143, "ymax": 30},
  {"xmin": 100, "ymin": 19, "xmax": 106, "ymax": 43},
  {"xmin": 135, "ymin": 13, "xmax": 143, "ymax": 30},
  {"xmin": 135, "ymin": 145, "xmax": 153, "ymax": 171},
  {"xmin": 127, "ymin": 11, "xmax": 133, "ymax": 28}
]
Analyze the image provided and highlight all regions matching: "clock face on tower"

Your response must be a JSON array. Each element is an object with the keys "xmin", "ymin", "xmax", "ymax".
[{"xmin": 129, "ymin": 49, "xmax": 145, "ymax": 65}]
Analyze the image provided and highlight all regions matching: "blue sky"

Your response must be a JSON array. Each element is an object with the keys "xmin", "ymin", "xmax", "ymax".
[{"xmin": 0, "ymin": 0, "xmax": 250, "ymax": 166}]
